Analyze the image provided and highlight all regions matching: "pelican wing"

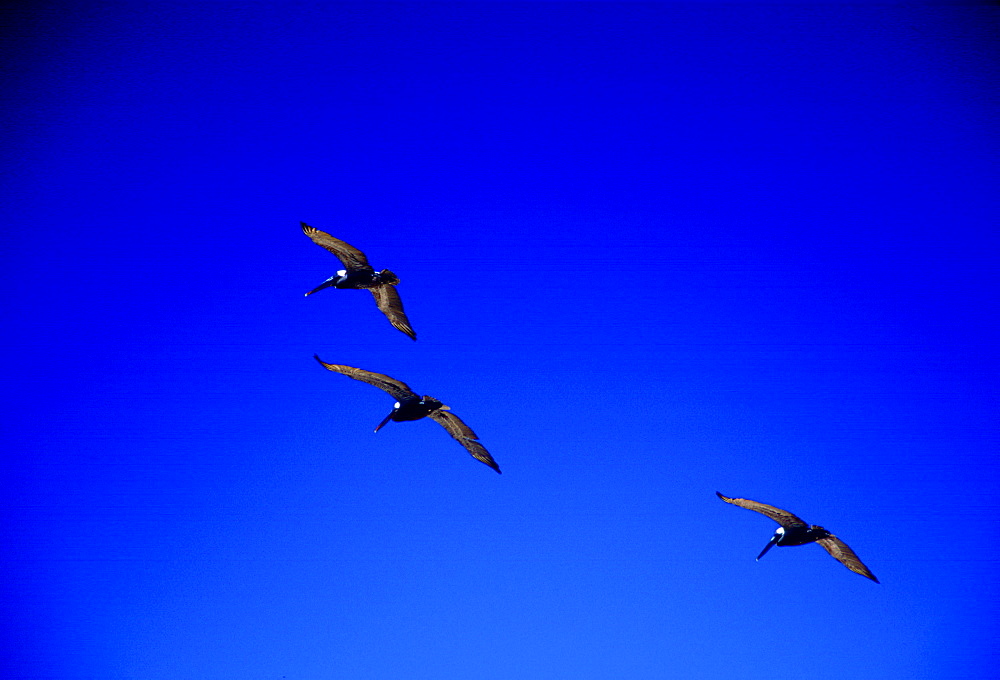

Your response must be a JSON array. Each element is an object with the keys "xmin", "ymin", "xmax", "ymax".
[
  {"xmin": 301, "ymin": 222, "xmax": 372, "ymax": 271},
  {"xmin": 428, "ymin": 410, "xmax": 502, "ymax": 474},
  {"xmin": 816, "ymin": 536, "xmax": 879, "ymax": 583},
  {"xmin": 716, "ymin": 492, "xmax": 809, "ymax": 530},
  {"xmin": 370, "ymin": 286, "xmax": 417, "ymax": 341},
  {"xmin": 312, "ymin": 356, "xmax": 416, "ymax": 402}
]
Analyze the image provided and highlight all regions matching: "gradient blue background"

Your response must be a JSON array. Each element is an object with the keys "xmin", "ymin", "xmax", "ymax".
[{"xmin": 3, "ymin": 2, "xmax": 999, "ymax": 678}]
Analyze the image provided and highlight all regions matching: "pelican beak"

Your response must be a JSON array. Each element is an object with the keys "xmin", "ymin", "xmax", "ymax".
[
  {"xmin": 304, "ymin": 277, "xmax": 337, "ymax": 296},
  {"xmin": 374, "ymin": 410, "xmax": 395, "ymax": 433},
  {"xmin": 756, "ymin": 534, "xmax": 779, "ymax": 561}
]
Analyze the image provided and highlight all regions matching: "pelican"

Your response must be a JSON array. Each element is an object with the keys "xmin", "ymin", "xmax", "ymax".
[
  {"xmin": 716, "ymin": 492, "xmax": 878, "ymax": 583},
  {"xmin": 313, "ymin": 356, "xmax": 501, "ymax": 474},
  {"xmin": 300, "ymin": 222, "xmax": 416, "ymax": 340}
]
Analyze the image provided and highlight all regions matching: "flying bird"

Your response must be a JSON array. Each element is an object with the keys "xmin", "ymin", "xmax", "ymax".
[
  {"xmin": 300, "ymin": 222, "xmax": 416, "ymax": 340},
  {"xmin": 716, "ymin": 492, "xmax": 878, "ymax": 583},
  {"xmin": 313, "ymin": 356, "xmax": 501, "ymax": 474}
]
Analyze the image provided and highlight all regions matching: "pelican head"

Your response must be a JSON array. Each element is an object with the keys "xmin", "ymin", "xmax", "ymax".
[
  {"xmin": 304, "ymin": 273, "xmax": 342, "ymax": 297},
  {"xmin": 757, "ymin": 527, "xmax": 784, "ymax": 561},
  {"xmin": 374, "ymin": 401, "xmax": 402, "ymax": 433}
]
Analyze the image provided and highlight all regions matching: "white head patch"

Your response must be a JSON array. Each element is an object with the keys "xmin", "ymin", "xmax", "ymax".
[{"xmin": 393, "ymin": 402, "xmax": 400, "ymax": 409}]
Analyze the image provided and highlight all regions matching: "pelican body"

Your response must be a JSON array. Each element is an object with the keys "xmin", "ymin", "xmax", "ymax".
[
  {"xmin": 306, "ymin": 267, "xmax": 399, "ymax": 295},
  {"xmin": 313, "ymin": 356, "xmax": 501, "ymax": 474},
  {"xmin": 756, "ymin": 524, "xmax": 833, "ymax": 559},
  {"xmin": 375, "ymin": 396, "xmax": 447, "ymax": 431},
  {"xmin": 301, "ymin": 222, "xmax": 416, "ymax": 340},
  {"xmin": 716, "ymin": 492, "xmax": 879, "ymax": 583}
]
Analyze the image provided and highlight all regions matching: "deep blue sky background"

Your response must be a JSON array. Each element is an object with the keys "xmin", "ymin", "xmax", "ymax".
[{"xmin": 3, "ymin": 2, "xmax": 999, "ymax": 678}]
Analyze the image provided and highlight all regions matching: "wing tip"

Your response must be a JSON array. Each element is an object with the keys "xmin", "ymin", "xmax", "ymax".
[
  {"xmin": 391, "ymin": 318, "xmax": 416, "ymax": 340},
  {"xmin": 855, "ymin": 563, "xmax": 880, "ymax": 584},
  {"xmin": 853, "ymin": 566, "xmax": 880, "ymax": 584}
]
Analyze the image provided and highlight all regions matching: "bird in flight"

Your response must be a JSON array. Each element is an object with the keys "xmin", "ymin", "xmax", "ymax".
[
  {"xmin": 300, "ymin": 222, "xmax": 416, "ymax": 340},
  {"xmin": 716, "ymin": 492, "xmax": 878, "ymax": 583},
  {"xmin": 313, "ymin": 356, "xmax": 501, "ymax": 474}
]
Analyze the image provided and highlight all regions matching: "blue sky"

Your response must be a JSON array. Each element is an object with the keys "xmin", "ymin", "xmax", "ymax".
[{"xmin": 3, "ymin": 2, "xmax": 999, "ymax": 678}]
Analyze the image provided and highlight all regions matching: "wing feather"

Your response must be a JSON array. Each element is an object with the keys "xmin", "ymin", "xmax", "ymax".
[
  {"xmin": 716, "ymin": 492, "xmax": 809, "ymax": 529},
  {"xmin": 301, "ymin": 222, "xmax": 371, "ymax": 271},
  {"xmin": 817, "ymin": 536, "xmax": 879, "ymax": 583},
  {"xmin": 312, "ymin": 356, "xmax": 416, "ymax": 401},
  {"xmin": 428, "ymin": 410, "xmax": 502, "ymax": 474},
  {"xmin": 370, "ymin": 286, "xmax": 417, "ymax": 341}
]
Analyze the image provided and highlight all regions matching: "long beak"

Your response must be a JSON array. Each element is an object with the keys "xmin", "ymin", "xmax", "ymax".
[
  {"xmin": 756, "ymin": 535, "xmax": 779, "ymax": 561},
  {"xmin": 304, "ymin": 277, "xmax": 336, "ymax": 296},
  {"xmin": 374, "ymin": 410, "xmax": 395, "ymax": 433}
]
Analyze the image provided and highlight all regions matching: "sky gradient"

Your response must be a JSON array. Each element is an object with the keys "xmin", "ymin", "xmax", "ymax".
[{"xmin": 3, "ymin": 2, "xmax": 999, "ymax": 678}]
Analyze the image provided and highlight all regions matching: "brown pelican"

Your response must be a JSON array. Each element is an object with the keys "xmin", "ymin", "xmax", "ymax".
[
  {"xmin": 300, "ymin": 222, "xmax": 416, "ymax": 341},
  {"xmin": 716, "ymin": 492, "xmax": 878, "ymax": 583},
  {"xmin": 313, "ymin": 355, "xmax": 501, "ymax": 474}
]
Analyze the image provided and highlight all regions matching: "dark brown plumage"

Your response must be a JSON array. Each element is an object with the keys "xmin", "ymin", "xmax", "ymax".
[
  {"xmin": 313, "ymin": 356, "xmax": 501, "ymax": 474},
  {"xmin": 716, "ymin": 492, "xmax": 879, "ymax": 583},
  {"xmin": 301, "ymin": 223, "xmax": 372, "ymax": 270},
  {"xmin": 301, "ymin": 222, "xmax": 416, "ymax": 340},
  {"xmin": 715, "ymin": 494, "xmax": 809, "ymax": 530}
]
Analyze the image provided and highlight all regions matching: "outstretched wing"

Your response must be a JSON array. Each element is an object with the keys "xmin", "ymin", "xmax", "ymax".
[
  {"xmin": 313, "ymin": 356, "xmax": 416, "ymax": 402},
  {"xmin": 817, "ymin": 535, "xmax": 879, "ymax": 583},
  {"xmin": 428, "ymin": 410, "xmax": 502, "ymax": 474},
  {"xmin": 715, "ymin": 492, "xmax": 809, "ymax": 530},
  {"xmin": 370, "ymin": 286, "xmax": 417, "ymax": 341},
  {"xmin": 301, "ymin": 222, "xmax": 372, "ymax": 271}
]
